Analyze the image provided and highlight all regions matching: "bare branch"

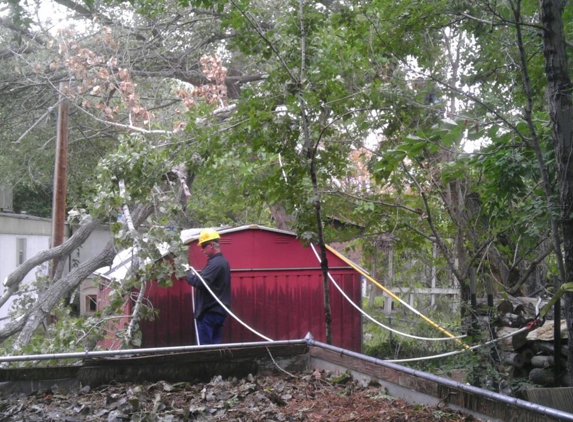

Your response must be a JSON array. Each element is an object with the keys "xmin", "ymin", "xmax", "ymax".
[
  {"xmin": 14, "ymin": 99, "xmax": 63, "ymax": 144},
  {"xmin": 0, "ymin": 16, "xmax": 46, "ymax": 46}
]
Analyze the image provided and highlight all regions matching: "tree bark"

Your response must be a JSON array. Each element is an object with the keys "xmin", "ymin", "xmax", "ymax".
[
  {"xmin": 539, "ymin": 0, "xmax": 573, "ymax": 376},
  {"xmin": 501, "ymin": 351, "xmax": 524, "ymax": 368},
  {"xmin": 496, "ymin": 326, "xmax": 528, "ymax": 351},
  {"xmin": 531, "ymin": 355, "xmax": 567, "ymax": 369},
  {"xmin": 269, "ymin": 203, "xmax": 293, "ymax": 231}
]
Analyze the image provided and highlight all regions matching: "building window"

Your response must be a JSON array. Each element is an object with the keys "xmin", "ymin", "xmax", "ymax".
[
  {"xmin": 86, "ymin": 295, "xmax": 98, "ymax": 313},
  {"xmin": 16, "ymin": 238, "xmax": 27, "ymax": 266}
]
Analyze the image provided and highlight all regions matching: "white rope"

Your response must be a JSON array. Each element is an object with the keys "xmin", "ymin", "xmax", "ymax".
[
  {"xmin": 310, "ymin": 244, "xmax": 466, "ymax": 342},
  {"xmin": 384, "ymin": 326, "xmax": 531, "ymax": 363},
  {"xmin": 188, "ymin": 249, "xmax": 530, "ymax": 363},
  {"xmin": 189, "ymin": 266, "xmax": 274, "ymax": 342},
  {"xmin": 191, "ymin": 287, "xmax": 201, "ymax": 345}
]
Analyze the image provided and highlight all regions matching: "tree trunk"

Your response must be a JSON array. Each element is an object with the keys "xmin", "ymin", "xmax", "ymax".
[
  {"xmin": 383, "ymin": 249, "xmax": 394, "ymax": 316},
  {"xmin": 531, "ymin": 355, "xmax": 567, "ymax": 369},
  {"xmin": 539, "ymin": 0, "xmax": 573, "ymax": 375},
  {"xmin": 367, "ymin": 242, "xmax": 379, "ymax": 308},
  {"xmin": 501, "ymin": 352, "xmax": 524, "ymax": 368},
  {"xmin": 496, "ymin": 327, "xmax": 528, "ymax": 351},
  {"xmin": 269, "ymin": 203, "xmax": 293, "ymax": 231}
]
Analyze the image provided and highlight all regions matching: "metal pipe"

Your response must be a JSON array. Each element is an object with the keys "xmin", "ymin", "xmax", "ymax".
[
  {"xmin": 0, "ymin": 339, "xmax": 307, "ymax": 363},
  {"xmin": 305, "ymin": 337, "xmax": 573, "ymax": 421}
]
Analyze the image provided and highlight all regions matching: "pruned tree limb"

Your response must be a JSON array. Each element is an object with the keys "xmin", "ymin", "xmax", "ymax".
[{"xmin": 119, "ymin": 180, "xmax": 146, "ymax": 345}]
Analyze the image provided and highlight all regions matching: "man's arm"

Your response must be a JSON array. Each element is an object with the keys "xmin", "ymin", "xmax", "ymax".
[
  {"xmin": 185, "ymin": 271, "xmax": 203, "ymax": 288},
  {"xmin": 186, "ymin": 259, "xmax": 220, "ymax": 288}
]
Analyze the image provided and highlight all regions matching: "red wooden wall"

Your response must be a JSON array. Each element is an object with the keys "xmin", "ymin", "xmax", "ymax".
[{"xmin": 227, "ymin": 270, "xmax": 360, "ymax": 349}]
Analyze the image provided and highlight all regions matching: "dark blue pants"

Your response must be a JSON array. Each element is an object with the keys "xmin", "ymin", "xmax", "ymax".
[{"xmin": 196, "ymin": 312, "xmax": 227, "ymax": 345}]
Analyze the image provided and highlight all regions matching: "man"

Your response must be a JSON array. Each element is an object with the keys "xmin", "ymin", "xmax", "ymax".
[{"xmin": 185, "ymin": 228, "xmax": 231, "ymax": 345}]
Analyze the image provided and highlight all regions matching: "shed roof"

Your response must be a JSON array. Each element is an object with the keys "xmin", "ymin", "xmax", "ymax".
[
  {"xmin": 94, "ymin": 244, "xmax": 166, "ymax": 281},
  {"xmin": 180, "ymin": 224, "xmax": 294, "ymax": 245}
]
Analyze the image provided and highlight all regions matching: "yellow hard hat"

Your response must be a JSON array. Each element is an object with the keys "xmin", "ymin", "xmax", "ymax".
[{"xmin": 198, "ymin": 228, "xmax": 221, "ymax": 246}]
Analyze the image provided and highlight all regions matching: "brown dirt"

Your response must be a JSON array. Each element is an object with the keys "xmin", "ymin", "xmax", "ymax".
[{"xmin": 0, "ymin": 369, "xmax": 480, "ymax": 421}]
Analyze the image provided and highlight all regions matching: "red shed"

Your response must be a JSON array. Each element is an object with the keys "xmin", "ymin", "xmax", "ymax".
[{"xmin": 96, "ymin": 225, "xmax": 363, "ymax": 352}]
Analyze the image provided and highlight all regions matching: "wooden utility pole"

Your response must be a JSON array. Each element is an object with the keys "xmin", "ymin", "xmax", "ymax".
[{"xmin": 51, "ymin": 81, "xmax": 69, "ymax": 277}]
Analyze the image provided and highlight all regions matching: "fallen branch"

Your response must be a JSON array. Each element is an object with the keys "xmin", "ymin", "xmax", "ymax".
[{"xmin": 0, "ymin": 218, "xmax": 100, "ymax": 309}]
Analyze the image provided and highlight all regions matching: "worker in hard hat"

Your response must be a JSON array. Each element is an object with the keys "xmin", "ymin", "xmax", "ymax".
[{"xmin": 185, "ymin": 228, "xmax": 231, "ymax": 345}]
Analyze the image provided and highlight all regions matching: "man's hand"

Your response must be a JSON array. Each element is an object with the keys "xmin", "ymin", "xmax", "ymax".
[{"xmin": 182, "ymin": 263, "xmax": 191, "ymax": 272}]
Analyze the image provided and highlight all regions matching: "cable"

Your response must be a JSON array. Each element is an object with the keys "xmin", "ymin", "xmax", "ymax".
[
  {"xmin": 277, "ymin": 141, "xmax": 459, "ymax": 346},
  {"xmin": 189, "ymin": 247, "xmax": 528, "ymax": 364},
  {"xmin": 188, "ymin": 266, "xmax": 274, "ymax": 342},
  {"xmin": 191, "ymin": 287, "xmax": 201, "ymax": 345},
  {"xmin": 325, "ymin": 244, "xmax": 470, "ymax": 349},
  {"xmin": 384, "ymin": 326, "xmax": 531, "ymax": 363},
  {"xmin": 276, "ymin": 141, "xmax": 463, "ymax": 346},
  {"xmin": 278, "ymin": 153, "xmax": 288, "ymax": 182},
  {"xmin": 310, "ymin": 244, "xmax": 466, "ymax": 342}
]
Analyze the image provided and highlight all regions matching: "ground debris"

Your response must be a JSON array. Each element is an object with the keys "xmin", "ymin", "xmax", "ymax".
[{"xmin": 0, "ymin": 369, "xmax": 479, "ymax": 421}]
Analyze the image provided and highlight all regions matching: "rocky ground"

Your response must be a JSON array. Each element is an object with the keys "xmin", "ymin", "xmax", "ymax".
[{"xmin": 0, "ymin": 369, "xmax": 479, "ymax": 421}]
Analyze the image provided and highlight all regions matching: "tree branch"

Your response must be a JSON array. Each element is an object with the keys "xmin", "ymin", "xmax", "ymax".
[
  {"xmin": 508, "ymin": 244, "xmax": 555, "ymax": 295},
  {"xmin": 1, "ymin": 203, "xmax": 154, "ymax": 348},
  {"xmin": 323, "ymin": 190, "xmax": 422, "ymax": 215},
  {"xmin": 0, "ymin": 16, "xmax": 46, "ymax": 46}
]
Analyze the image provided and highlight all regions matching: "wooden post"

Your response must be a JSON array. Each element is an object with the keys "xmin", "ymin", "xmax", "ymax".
[{"xmin": 51, "ymin": 81, "xmax": 69, "ymax": 276}]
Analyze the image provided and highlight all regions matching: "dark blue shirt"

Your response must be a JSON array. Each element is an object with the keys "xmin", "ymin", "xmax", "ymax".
[{"xmin": 186, "ymin": 253, "xmax": 231, "ymax": 319}]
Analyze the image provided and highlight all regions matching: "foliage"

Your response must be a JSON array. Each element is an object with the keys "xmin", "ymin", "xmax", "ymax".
[
  {"xmin": 361, "ymin": 295, "xmax": 464, "ymax": 359},
  {"xmin": 361, "ymin": 299, "xmax": 534, "ymax": 395},
  {"xmin": 0, "ymin": 302, "xmax": 106, "ymax": 367},
  {"xmin": 12, "ymin": 184, "xmax": 52, "ymax": 218}
]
